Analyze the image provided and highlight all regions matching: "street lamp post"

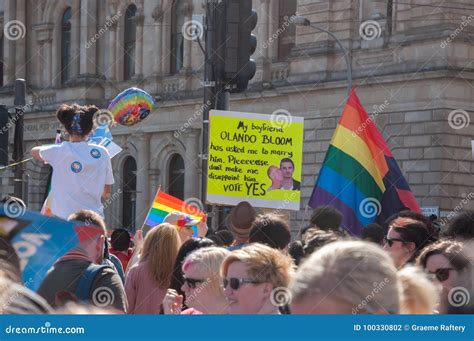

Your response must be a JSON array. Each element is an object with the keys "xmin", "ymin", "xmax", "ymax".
[{"xmin": 294, "ymin": 16, "xmax": 353, "ymax": 96}]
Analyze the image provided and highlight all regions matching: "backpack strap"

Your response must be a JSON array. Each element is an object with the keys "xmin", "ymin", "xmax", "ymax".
[{"xmin": 75, "ymin": 264, "xmax": 110, "ymax": 301}]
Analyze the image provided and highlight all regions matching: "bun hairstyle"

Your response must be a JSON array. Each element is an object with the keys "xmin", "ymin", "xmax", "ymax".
[{"xmin": 56, "ymin": 104, "xmax": 99, "ymax": 137}]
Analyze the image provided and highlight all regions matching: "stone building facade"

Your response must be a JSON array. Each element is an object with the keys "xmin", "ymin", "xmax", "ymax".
[{"xmin": 0, "ymin": 0, "xmax": 473, "ymax": 233}]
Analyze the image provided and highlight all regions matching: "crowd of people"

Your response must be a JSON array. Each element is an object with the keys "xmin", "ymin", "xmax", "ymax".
[
  {"xmin": 0, "ymin": 104, "xmax": 472, "ymax": 315},
  {"xmin": 1, "ymin": 197, "xmax": 473, "ymax": 315}
]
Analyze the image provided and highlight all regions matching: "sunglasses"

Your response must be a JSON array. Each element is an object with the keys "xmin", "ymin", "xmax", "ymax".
[
  {"xmin": 223, "ymin": 277, "xmax": 261, "ymax": 290},
  {"xmin": 428, "ymin": 268, "xmax": 454, "ymax": 282},
  {"xmin": 182, "ymin": 276, "xmax": 206, "ymax": 289},
  {"xmin": 383, "ymin": 237, "xmax": 406, "ymax": 247}
]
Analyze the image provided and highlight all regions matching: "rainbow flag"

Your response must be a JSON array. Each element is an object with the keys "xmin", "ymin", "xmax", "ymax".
[
  {"xmin": 309, "ymin": 90, "xmax": 420, "ymax": 235},
  {"xmin": 143, "ymin": 189, "xmax": 205, "ymax": 236}
]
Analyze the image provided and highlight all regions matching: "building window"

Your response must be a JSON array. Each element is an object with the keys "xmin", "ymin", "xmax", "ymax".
[
  {"xmin": 122, "ymin": 156, "xmax": 137, "ymax": 231},
  {"xmin": 61, "ymin": 8, "xmax": 72, "ymax": 84},
  {"xmin": 170, "ymin": 0, "xmax": 185, "ymax": 74},
  {"xmin": 278, "ymin": 0, "xmax": 297, "ymax": 61},
  {"xmin": 124, "ymin": 4, "xmax": 137, "ymax": 80},
  {"xmin": 168, "ymin": 154, "xmax": 185, "ymax": 200}
]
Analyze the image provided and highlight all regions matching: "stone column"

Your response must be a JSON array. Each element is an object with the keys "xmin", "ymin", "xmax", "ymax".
[
  {"xmin": 70, "ymin": 0, "xmax": 81, "ymax": 79},
  {"xmin": 79, "ymin": 0, "xmax": 97, "ymax": 76},
  {"xmin": 152, "ymin": 6, "xmax": 164, "ymax": 75},
  {"xmin": 257, "ymin": 0, "xmax": 270, "ymax": 60},
  {"xmin": 115, "ymin": 14, "xmax": 124, "ymax": 81},
  {"xmin": 161, "ymin": 0, "xmax": 172, "ymax": 75},
  {"xmin": 183, "ymin": 129, "xmax": 200, "ymax": 199},
  {"xmin": 268, "ymin": 0, "xmax": 279, "ymax": 61},
  {"xmin": 134, "ymin": 134, "xmax": 150, "ymax": 229},
  {"xmin": 33, "ymin": 24, "xmax": 54, "ymax": 86},
  {"xmin": 105, "ymin": 8, "xmax": 118, "ymax": 81},
  {"xmin": 182, "ymin": 2, "xmax": 193, "ymax": 71},
  {"xmin": 134, "ymin": 14, "xmax": 145, "ymax": 78}
]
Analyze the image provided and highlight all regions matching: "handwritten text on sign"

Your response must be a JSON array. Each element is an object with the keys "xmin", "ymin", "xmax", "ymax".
[{"xmin": 207, "ymin": 110, "xmax": 304, "ymax": 210}]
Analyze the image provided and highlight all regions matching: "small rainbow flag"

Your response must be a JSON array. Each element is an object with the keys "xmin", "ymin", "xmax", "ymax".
[
  {"xmin": 143, "ymin": 189, "xmax": 205, "ymax": 236},
  {"xmin": 309, "ymin": 90, "xmax": 420, "ymax": 235}
]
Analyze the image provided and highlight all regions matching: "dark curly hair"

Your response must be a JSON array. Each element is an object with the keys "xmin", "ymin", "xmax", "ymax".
[
  {"xmin": 57, "ymin": 104, "xmax": 98, "ymax": 137},
  {"xmin": 444, "ymin": 211, "xmax": 474, "ymax": 240}
]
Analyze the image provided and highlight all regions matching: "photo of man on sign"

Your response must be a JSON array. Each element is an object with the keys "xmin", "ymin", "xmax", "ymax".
[{"xmin": 267, "ymin": 158, "xmax": 301, "ymax": 191}]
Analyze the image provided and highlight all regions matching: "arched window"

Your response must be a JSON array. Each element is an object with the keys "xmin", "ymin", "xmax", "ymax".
[
  {"xmin": 168, "ymin": 154, "xmax": 185, "ymax": 200},
  {"xmin": 122, "ymin": 156, "xmax": 137, "ymax": 231},
  {"xmin": 278, "ymin": 0, "xmax": 297, "ymax": 61},
  {"xmin": 61, "ymin": 8, "xmax": 72, "ymax": 84},
  {"xmin": 170, "ymin": 0, "xmax": 185, "ymax": 74},
  {"xmin": 124, "ymin": 4, "xmax": 137, "ymax": 80}
]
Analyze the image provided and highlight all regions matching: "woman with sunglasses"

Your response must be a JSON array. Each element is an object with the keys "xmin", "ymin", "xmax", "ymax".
[
  {"xmin": 220, "ymin": 243, "xmax": 294, "ymax": 314},
  {"xmin": 417, "ymin": 240, "xmax": 470, "ymax": 313},
  {"xmin": 163, "ymin": 247, "xmax": 230, "ymax": 314},
  {"xmin": 167, "ymin": 237, "xmax": 215, "ymax": 311},
  {"xmin": 383, "ymin": 217, "xmax": 434, "ymax": 268}
]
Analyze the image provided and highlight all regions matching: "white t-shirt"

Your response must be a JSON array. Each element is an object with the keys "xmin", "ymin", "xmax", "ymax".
[{"xmin": 39, "ymin": 141, "xmax": 114, "ymax": 219}]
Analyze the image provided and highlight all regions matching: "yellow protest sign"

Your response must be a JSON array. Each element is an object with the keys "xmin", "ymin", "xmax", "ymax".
[{"xmin": 207, "ymin": 110, "xmax": 304, "ymax": 210}]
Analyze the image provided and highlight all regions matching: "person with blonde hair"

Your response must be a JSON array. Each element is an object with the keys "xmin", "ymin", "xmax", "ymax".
[
  {"xmin": 221, "ymin": 243, "xmax": 295, "ymax": 314},
  {"xmin": 125, "ymin": 223, "xmax": 181, "ymax": 314},
  {"xmin": 163, "ymin": 246, "xmax": 230, "ymax": 314},
  {"xmin": 397, "ymin": 266, "xmax": 439, "ymax": 314},
  {"xmin": 290, "ymin": 240, "xmax": 400, "ymax": 314}
]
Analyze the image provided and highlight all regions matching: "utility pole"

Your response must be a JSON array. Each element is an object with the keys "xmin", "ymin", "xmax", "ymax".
[
  {"xmin": 13, "ymin": 79, "xmax": 26, "ymax": 199},
  {"xmin": 201, "ymin": 0, "xmax": 219, "ymax": 228}
]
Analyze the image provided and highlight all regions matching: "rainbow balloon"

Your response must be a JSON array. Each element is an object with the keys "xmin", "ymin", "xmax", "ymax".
[{"xmin": 108, "ymin": 87, "xmax": 156, "ymax": 126}]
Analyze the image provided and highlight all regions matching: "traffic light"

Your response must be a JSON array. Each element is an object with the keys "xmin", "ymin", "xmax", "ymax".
[{"xmin": 216, "ymin": 0, "xmax": 258, "ymax": 93}]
